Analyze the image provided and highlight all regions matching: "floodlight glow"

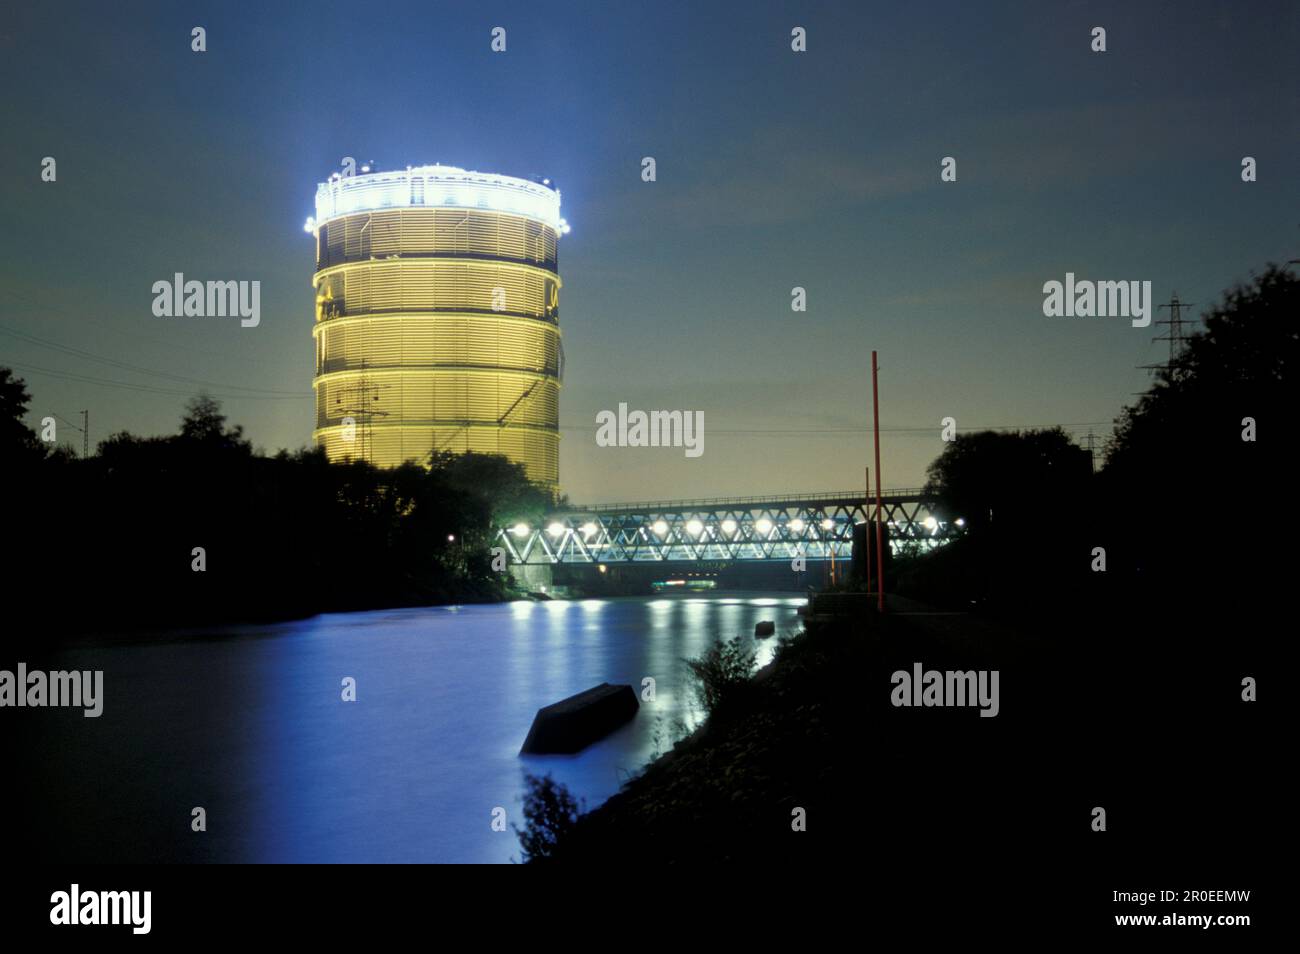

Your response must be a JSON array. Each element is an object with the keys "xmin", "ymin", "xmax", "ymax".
[
  {"xmin": 721, "ymin": 518, "xmax": 737, "ymax": 535},
  {"xmin": 652, "ymin": 520, "xmax": 669, "ymax": 536},
  {"xmin": 755, "ymin": 518, "xmax": 773, "ymax": 535},
  {"xmin": 789, "ymin": 518, "xmax": 805, "ymax": 533},
  {"xmin": 315, "ymin": 164, "xmax": 564, "ymax": 231},
  {"xmin": 547, "ymin": 522, "xmax": 566, "ymax": 537},
  {"xmin": 686, "ymin": 519, "xmax": 704, "ymax": 537},
  {"xmin": 582, "ymin": 522, "xmax": 598, "ymax": 537},
  {"xmin": 511, "ymin": 523, "xmax": 530, "ymax": 538},
  {"xmin": 821, "ymin": 518, "xmax": 834, "ymax": 530},
  {"xmin": 923, "ymin": 516, "xmax": 938, "ymax": 532},
  {"xmin": 955, "ymin": 518, "xmax": 966, "ymax": 527}
]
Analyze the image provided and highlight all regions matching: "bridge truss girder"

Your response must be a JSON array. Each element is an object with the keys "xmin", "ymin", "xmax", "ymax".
[{"xmin": 496, "ymin": 493, "xmax": 961, "ymax": 565}]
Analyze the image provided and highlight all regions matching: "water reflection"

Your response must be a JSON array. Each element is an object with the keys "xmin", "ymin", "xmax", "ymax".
[{"xmin": 28, "ymin": 593, "xmax": 805, "ymax": 863}]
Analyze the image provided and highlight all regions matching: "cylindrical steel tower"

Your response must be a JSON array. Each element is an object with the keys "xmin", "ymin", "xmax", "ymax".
[{"xmin": 308, "ymin": 164, "xmax": 565, "ymax": 490}]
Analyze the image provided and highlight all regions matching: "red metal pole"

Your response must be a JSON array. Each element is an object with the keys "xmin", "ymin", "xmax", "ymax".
[{"xmin": 872, "ymin": 351, "xmax": 885, "ymax": 613}]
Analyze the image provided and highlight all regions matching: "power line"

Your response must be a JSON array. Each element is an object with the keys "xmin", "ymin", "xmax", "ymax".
[
  {"xmin": 0, "ymin": 323, "xmax": 306, "ymax": 397},
  {"xmin": 49, "ymin": 410, "xmax": 88, "ymax": 457},
  {"xmin": 557, "ymin": 421, "xmax": 1111, "ymax": 435},
  {"xmin": 8, "ymin": 360, "xmax": 310, "ymax": 400},
  {"xmin": 6, "ymin": 287, "xmax": 245, "ymax": 361}
]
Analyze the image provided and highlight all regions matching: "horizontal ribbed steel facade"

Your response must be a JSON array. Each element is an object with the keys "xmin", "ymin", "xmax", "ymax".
[{"xmin": 310, "ymin": 167, "xmax": 562, "ymax": 489}]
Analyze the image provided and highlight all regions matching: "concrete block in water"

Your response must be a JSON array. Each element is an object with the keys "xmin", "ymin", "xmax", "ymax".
[
  {"xmin": 755, "ymin": 620, "xmax": 776, "ymax": 637},
  {"xmin": 520, "ymin": 683, "xmax": 639, "ymax": 755}
]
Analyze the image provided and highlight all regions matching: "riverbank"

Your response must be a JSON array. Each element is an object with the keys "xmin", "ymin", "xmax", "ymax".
[
  {"xmin": 544, "ymin": 595, "xmax": 1032, "ymax": 862},
  {"xmin": 542, "ymin": 592, "xmax": 1268, "ymax": 868}
]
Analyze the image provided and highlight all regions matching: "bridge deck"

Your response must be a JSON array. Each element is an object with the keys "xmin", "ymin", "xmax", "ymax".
[{"xmin": 556, "ymin": 488, "xmax": 926, "ymax": 514}]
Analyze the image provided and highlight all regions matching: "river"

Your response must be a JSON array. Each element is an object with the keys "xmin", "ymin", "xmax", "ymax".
[{"xmin": 23, "ymin": 593, "xmax": 805, "ymax": 863}]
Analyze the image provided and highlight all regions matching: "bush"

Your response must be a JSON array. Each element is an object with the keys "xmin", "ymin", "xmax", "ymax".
[
  {"xmin": 685, "ymin": 635, "xmax": 756, "ymax": 717},
  {"xmin": 514, "ymin": 773, "xmax": 584, "ymax": 863}
]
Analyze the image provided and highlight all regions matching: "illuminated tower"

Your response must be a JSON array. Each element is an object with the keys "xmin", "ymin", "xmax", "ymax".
[{"xmin": 307, "ymin": 164, "xmax": 566, "ymax": 490}]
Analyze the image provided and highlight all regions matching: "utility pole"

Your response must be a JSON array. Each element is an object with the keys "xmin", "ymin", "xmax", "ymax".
[
  {"xmin": 333, "ymin": 359, "xmax": 390, "ymax": 462},
  {"xmin": 1139, "ymin": 292, "xmax": 1196, "ymax": 378},
  {"xmin": 55, "ymin": 411, "xmax": 88, "ymax": 458}
]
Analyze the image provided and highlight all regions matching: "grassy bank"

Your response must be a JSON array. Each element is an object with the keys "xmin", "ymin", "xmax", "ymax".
[
  {"xmin": 535, "ymin": 597, "xmax": 1036, "ymax": 863},
  {"xmin": 531, "ymin": 589, "xmax": 1269, "ymax": 867}
]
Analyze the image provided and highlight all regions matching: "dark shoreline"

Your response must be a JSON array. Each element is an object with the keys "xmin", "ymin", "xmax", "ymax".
[{"xmin": 541, "ymin": 591, "xmax": 1270, "ymax": 865}]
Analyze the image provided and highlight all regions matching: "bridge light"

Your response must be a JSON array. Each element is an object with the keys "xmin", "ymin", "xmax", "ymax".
[
  {"xmin": 755, "ymin": 518, "xmax": 773, "ymax": 535},
  {"xmin": 547, "ymin": 522, "xmax": 566, "ymax": 537},
  {"xmin": 598, "ymin": 564, "xmax": 607, "ymax": 574},
  {"xmin": 686, "ymin": 519, "xmax": 704, "ymax": 537},
  {"xmin": 954, "ymin": 518, "xmax": 966, "ymax": 527},
  {"xmin": 788, "ymin": 518, "xmax": 805, "ymax": 533},
  {"xmin": 652, "ymin": 520, "xmax": 669, "ymax": 537},
  {"xmin": 581, "ymin": 522, "xmax": 598, "ymax": 537},
  {"xmin": 511, "ymin": 523, "xmax": 530, "ymax": 538},
  {"xmin": 821, "ymin": 518, "xmax": 834, "ymax": 530},
  {"xmin": 721, "ymin": 518, "xmax": 737, "ymax": 535},
  {"xmin": 923, "ymin": 516, "xmax": 938, "ymax": 533}
]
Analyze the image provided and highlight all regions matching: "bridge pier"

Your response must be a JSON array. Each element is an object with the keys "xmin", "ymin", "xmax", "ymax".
[{"xmin": 509, "ymin": 562, "xmax": 553, "ymax": 594}]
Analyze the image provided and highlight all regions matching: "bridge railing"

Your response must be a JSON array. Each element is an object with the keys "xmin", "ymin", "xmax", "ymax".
[{"xmin": 558, "ymin": 487, "xmax": 930, "ymax": 514}]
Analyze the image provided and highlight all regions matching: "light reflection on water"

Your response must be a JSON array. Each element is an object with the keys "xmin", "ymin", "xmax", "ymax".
[{"xmin": 29, "ymin": 593, "xmax": 805, "ymax": 863}]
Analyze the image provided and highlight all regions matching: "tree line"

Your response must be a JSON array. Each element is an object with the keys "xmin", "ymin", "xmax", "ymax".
[
  {"xmin": 2, "ymin": 384, "xmax": 551, "ymax": 636},
  {"xmin": 907, "ymin": 263, "xmax": 1294, "ymax": 617}
]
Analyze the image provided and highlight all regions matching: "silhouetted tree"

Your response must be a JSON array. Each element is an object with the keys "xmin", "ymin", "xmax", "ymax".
[
  {"xmin": 1106, "ymin": 264, "xmax": 1294, "ymax": 481},
  {"xmin": 430, "ymin": 449, "xmax": 552, "ymax": 525},
  {"xmin": 923, "ymin": 428, "xmax": 1091, "ymax": 536},
  {"xmin": 6, "ymin": 383, "xmax": 554, "ymax": 637},
  {"xmin": 179, "ymin": 392, "xmax": 250, "ymax": 451},
  {"xmin": 514, "ymin": 773, "xmax": 585, "ymax": 863},
  {"xmin": 0, "ymin": 367, "xmax": 47, "ymax": 467},
  {"xmin": 1101, "ymin": 264, "xmax": 1296, "ymax": 596},
  {"xmin": 913, "ymin": 428, "xmax": 1092, "ymax": 608}
]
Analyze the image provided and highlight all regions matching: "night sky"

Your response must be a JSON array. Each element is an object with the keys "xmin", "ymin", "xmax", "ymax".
[{"xmin": 2, "ymin": 1, "xmax": 1295, "ymax": 502}]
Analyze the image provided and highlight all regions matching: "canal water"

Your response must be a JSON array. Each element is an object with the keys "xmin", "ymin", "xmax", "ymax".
[{"xmin": 23, "ymin": 593, "xmax": 805, "ymax": 863}]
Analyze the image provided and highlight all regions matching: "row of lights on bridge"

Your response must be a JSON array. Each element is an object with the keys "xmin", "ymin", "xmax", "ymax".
[{"xmin": 508, "ymin": 515, "xmax": 965, "ymax": 541}]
